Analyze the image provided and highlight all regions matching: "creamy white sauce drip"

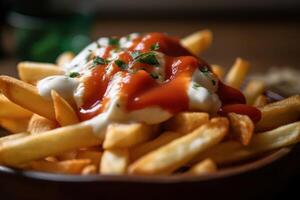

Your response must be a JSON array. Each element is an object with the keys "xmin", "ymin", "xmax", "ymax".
[{"xmin": 187, "ymin": 69, "xmax": 221, "ymax": 113}]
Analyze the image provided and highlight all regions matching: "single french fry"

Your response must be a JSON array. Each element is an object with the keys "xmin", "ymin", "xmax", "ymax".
[
  {"xmin": 163, "ymin": 112, "xmax": 209, "ymax": 134},
  {"xmin": 27, "ymin": 114, "xmax": 57, "ymax": 134},
  {"xmin": 30, "ymin": 159, "xmax": 91, "ymax": 174},
  {"xmin": 253, "ymin": 95, "xmax": 268, "ymax": 108},
  {"xmin": 0, "ymin": 132, "xmax": 29, "ymax": 144},
  {"xmin": 225, "ymin": 58, "xmax": 250, "ymax": 89},
  {"xmin": 0, "ymin": 94, "xmax": 32, "ymax": 119},
  {"xmin": 0, "ymin": 123, "xmax": 101, "ymax": 166},
  {"xmin": 0, "ymin": 76, "xmax": 55, "ymax": 120},
  {"xmin": 103, "ymin": 123, "xmax": 156, "ymax": 149},
  {"xmin": 256, "ymin": 95, "xmax": 300, "ymax": 131},
  {"xmin": 0, "ymin": 118, "xmax": 30, "ymax": 134},
  {"xmin": 45, "ymin": 156, "xmax": 58, "ymax": 162},
  {"xmin": 181, "ymin": 30, "xmax": 213, "ymax": 55},
  {"xmin": 77, "ymin": 150, "xmax": 102, "ymax": 168},
  {"xmin": 129, "ymin": 118, "xmax": 229, "ymax": 175},
  {"xmin": 56, "ymin": 51, "xmax": 74, "ymax": 67},
  {"xmin": 100, "ymin": 149, "xmax": 129, "ymax": 175},
  {"xmin": 18, "ymin": 62, "xmax": 64, "ymax": 85},
  {"xmin": 130, "ymin": 131, "xmax": 183, "ymax": 161},
  {"xmin": 51, "ymin": 90, "xmax": 79, "ymax": 127},
  {"xmin": 56, "ymin": 151, "xmax": 77, "ymax": 161},
  {"xmin": 228, "ymin": 113, "xmax": 254, "ymax": 146},
  {"xmin": 243, "ymin": 80, "xmax": 266, "ymax": 105},
  {"xmin": 193, "ymin": 121, "xmax": 300, "ymax": 165},
  {"xmin": 186, "ymin": 158, "xmax": 217, "ymax": 175},
  {"xmin": 211, "ymin": 64, "xmax": 224, "ymax": 79},
  {"xmin": 81, "ymin": 164, "xmax": 97, "ymax": 175}
]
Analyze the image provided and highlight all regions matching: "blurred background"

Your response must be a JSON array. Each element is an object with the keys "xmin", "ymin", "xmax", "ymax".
[{"xmin": 0, "ymin": 0, "xmax": 300, "ymax": 77}]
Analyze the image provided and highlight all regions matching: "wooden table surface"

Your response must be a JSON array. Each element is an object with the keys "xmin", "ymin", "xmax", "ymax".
[{"xmin": 1, "ymin": 19, "xmax": 300, "ymax": 76}]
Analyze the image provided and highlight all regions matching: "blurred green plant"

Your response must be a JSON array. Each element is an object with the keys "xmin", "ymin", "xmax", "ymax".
[{"xmin": 9, "ymin": 12, "xmax": 92, "ymax": 62}]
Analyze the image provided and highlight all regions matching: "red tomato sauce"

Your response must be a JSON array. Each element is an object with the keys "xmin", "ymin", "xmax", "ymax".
[{"xmin": 78, "ymin": 32, "xmax": 261, "ymax": 123}]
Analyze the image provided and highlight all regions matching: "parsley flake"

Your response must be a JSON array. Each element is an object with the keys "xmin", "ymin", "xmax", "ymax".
[
  {"xmin": 69, "ymin": 72, "xmax": 80, "ymax": 78},
  {"xmin": 150, "ymin": 43, "xmax": 160, "ymax": 51},
  {"xmin": 192, "ymin": 82, "xmax": 201, "ymax": 89},
  {"xmin": 212, "ymin": 79, "xmax": 216, "ymax": 86},
  {"xmin": 200, "ymin": 67, "xmax": 209, "ymax": 73},
  {"xmin": 137, "ymin": 52, "xmax": 159, "ymax": 66},
  {"xmin": 114, "ymin": 59, "xmax": 128, "ymax": 70},
  {"xmin": 150, "ymin": 72, "xmax": 159, "ymax": 79},
  {"xmin": 93, "ymin": 56, "xmax": 106, "ymax": 66},
  {"xmin": 130, "ymin": 50, "xmax": 141, "ymax": 59},
  {"xmin": 109, "ymin": 37, "xmax": 119, "ymax": 46}
]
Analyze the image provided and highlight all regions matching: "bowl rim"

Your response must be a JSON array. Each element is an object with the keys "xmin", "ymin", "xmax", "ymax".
[{"xmin": 0, "ymin": 147, "xmax": 291, "ymax": 183}]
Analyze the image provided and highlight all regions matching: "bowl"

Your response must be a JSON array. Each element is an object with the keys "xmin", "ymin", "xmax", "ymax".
[{"xmin": 0, "ymin": 142, "xmax": 298, "ymax": 200}]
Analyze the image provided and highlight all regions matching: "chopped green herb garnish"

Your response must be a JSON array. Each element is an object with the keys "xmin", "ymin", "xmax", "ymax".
[
  {"xmin": 192, "ymin": 82, "xmax": 201, "ymax": 89},
  {"xmin": 93, "ymin": 56, "xmax": 106, "ymax": 66},
  {"xmin": 137, "ymin": 52, "xmax": 159, "ymax": 66},
  {"xmin": 114, "ymin": 59, "xmax": 128, "ymax": 70},
  {"xmin": 200, "ymin": 67, "xmax": 216, "ymax": 86},
  {"xmin": 130, "ymin": 50, "xmax": 141, "ymax": 59},
  {"xmin": 150, "ymin": 72, "xmax": 159, "ymax": 79},
  {"xmin": 126, "ymin": 35, "xmax": 131, "ymax": 41},
  {"xmin": 69, "ymin": 72, "xmax": 80, "ymax": 78},
  {"xmin": 96, "ymin": 41, "xmax": 101, "ymax": 48},
  {"xmin": 200, "ymin": 67, "xmax": 209, "ymax": 73},
  {"xmin": 150, "ymin": 43, "xmax": 160, "ymax": 51},
  {"xmin": 109, "ymin": 37, "xmax": 119, "ymax": 46},
  {"xmin": 212, "ymin": 79, "xmax": 216, "ymax": 86}
]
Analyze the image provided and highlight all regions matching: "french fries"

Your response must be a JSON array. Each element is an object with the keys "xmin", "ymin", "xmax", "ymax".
[
  {"xmin": 51, "ymin": 90, "xmax": 79, "ymax": 126},
  {"xmin": 256, "ymin": 95, "xmax": 300, "ymax": 131},
  {"xmin": 243, "ymin": 80, "xmax": 266, "ymax": 105},
  {"xmin": 82, "ymin": 164, "xmax": 97, "ymax": 175},
  {"xmin": 103, "ymin": 123, "xmax": 156, "ymax": 149},
  {"xmin": 0, "ymin": 118, "xmax": 30, "ymax": 134},
  {"xmin": 225, "ymin": 58, "xmax": 250, "ymax": 89},
  {"xmin": 0, "ymin": 30, "xmax": 299, "ymax": 177},
  {"xmin": 211, "ymin": 64, "xmax": 225, "ymax": 79},
  {"xmin": 163, "ymin": 112, "xmax": 209, "ymax": 134},
  {"xmin": 27, "ymin": 114, "xmax": 57, "ymax": 134},
  {"xmin": 186, "ymin": 158, "xmax": 217, "ymax": 175},
  {"xmin": 0, "ymin": 132, "xmax": 29, "ymax": 144},
  {"xmin": 130, "ymin": 131, "xmax": 183, "ymax": 161},
  {"xmin": 0, "ymin": 76, "xmax": 55, "ymax": 120},
  {"xmin": 253, "ymin": 95, "xmax": 268, "ymax": 108},
  {"xmin": 181, "ymin": 30, "xmax": 213, "ymax": 55},
  {"xmin": 100, "ymin": 149, "xmax": 129, "ymax": 175},
  {"xmin": 0, "ymin": 123, "xmax": 101, "ymax": 166},
  {"xmin": 193, "ymin": 121, "xmax": 300, "ymax": 165},
  {"xmin": 0, "ymin": 94, "xmax": 32, "ymax": 119},
  {"xmin": 228, "ymin": 113, "xmax": 254, "ymax": 146},
  {"xmin": 30, "ymin": 159, "xmax": 91, "ymax": 174},
  {"xmin": 129, "ymin": 118, "xmax": 228, "ymax": 175},
  {"xmin": 18, "ymin": 62, "xmax": 64, "ymax": 85},
  {"xmin": 56, "ymin": 52, "xmax": 75, "ymax": 67}
]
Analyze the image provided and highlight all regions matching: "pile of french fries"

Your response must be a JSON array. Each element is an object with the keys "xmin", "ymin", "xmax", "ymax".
[{"xmin": 0, "ymin": 30, "xmax": 299, "ymax": 176}]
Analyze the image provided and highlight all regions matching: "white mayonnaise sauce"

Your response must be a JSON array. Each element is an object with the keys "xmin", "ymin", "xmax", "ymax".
[
  {"xmin": 187, "ymin": 69, "xmax": 221, "ymax": 113},
  {"xmin": 37, "ymin": 75, "xmax": 80, "ymax": 106}
]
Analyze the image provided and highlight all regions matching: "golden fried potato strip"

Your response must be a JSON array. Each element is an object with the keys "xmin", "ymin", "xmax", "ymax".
[
  {"xmin": 0, "ymin": 76, "xmax": 55, "ymax": 120},
  {"xmin": 129, "ymin": 118, "xmax": 228, "ymax": 175},
  {"xmin": 256, "ymin": 95, "xmax": 300, "ymax": 131},
  {"xmin": 228, "ymin": 113, "xmax": 254, "ymax": 146}
]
